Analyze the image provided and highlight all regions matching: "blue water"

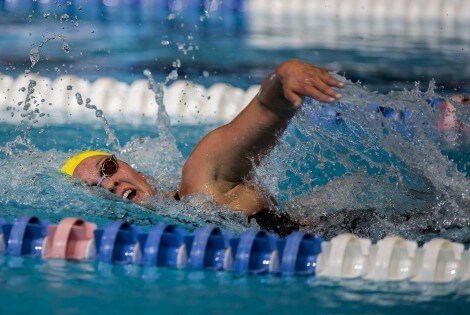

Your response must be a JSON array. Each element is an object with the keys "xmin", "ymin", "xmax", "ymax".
[
  {"xmin": 1, "ymin": 256, "xmax": 469, "ymax": 315},
  {"xmin": 1, "ymin": 1, "xmax": 470, "ymax": 314},
  {"xmin": 0, "ymin": 95, "xmax": 469, "ymax": 313}
]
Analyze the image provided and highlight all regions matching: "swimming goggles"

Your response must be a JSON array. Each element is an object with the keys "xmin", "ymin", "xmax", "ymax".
[{"xmin": 97, "ymin": 154, "xmax": 119, "ymax": 187}]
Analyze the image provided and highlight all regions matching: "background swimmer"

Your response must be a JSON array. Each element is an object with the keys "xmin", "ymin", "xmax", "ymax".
[
  {"xmin": 62, "ymin": 59, "xmax": 344, "ymax": 236},
  {"xmin": 437, "ymin": 95, "xmax": 469, "ymax": 133}
]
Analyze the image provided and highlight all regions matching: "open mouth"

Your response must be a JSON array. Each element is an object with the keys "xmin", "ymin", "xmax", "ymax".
[{"xmin": 122, "ymin": 189, "xmax": 137, "ymax": 201}]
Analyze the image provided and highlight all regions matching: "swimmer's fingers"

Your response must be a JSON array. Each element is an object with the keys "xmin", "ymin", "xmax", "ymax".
[
  {"xmin": 285, "ymin": 84, "xmax": 338, "ymax": 105},
  {"xmin": 282, "ymin": 74, "xmax": 342, "ymax": 104},
  {"xmin": 283, "ymin": 88, "xmax": 303, "ymax": 107},
  {"xmin": 276, "ymin": 59, "xmax": 344, "ymax": 105},
  {"xmin": 316, "ymin": 68, "xmax": 344, "ymax": 88},
  {"xmin": 303, "ymin": 77, "xmax": 342, "ymax": 103}
]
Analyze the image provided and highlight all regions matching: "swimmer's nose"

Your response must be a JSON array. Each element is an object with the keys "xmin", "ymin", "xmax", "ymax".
[{"xmin": 105, "ymin": 180, "xmax": 120, "ymax": 194}]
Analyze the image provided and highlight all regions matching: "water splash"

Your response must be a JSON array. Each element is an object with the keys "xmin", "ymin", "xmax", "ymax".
[
  {"xmin": 0, "ymin": 75, "xmax": 468, "ymax": 242},
  {"xmin": 200, "ymin": 0, "xmax": 215, "ymax": 21},
  {"xmin": 142, "ymin": 68, "xmax": 181, "ymax": 155},
  {"xmin": 74, "ymin": 93, "xmax": 120, "ymax": 148},
  {"xmin": 29, "ymin": 48, "xmax": 40, "ymax": 67},
  {"xmin": 116, "ymin": 69, "xmax": 185, "ymax": 191},
  {"xmin": 9, "ymin": 79, "xmax": 50, "ymax": 136},
  {"xmin": 28, "ymin": 33, "xmax": 71, "ymax": 68},
  {"xmin": 250, "ymin": 79, "xmax": 469, "ymax": 243},
  {"xmin": 0, "ymin": 136, "xmax": 248, "ymax": 232}
]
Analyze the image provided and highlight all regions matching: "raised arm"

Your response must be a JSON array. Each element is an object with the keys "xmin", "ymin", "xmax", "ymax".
[{"xmin": 179, "ymin": 60, "xmax": 343, "ymax": 210}]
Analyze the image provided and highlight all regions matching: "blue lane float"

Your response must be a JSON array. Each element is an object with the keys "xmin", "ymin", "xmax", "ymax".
[
  {"xmin": 0, "ymin": 216, "xmax": 469, "ymax": 282},
  {"xmin": 94, "ymin": 221, "xmax": 142, "ymax": 264},
  {"xmin": 233, "ymin": 229, "xmax": 280, "ymax": 274},
  {"xmin": 139, "ymin": 223, "xmax": 188, "ymax": 268},
  {"xmin": 280, "ymin": 232, "xmax": 322, "ymax": 276},
  {"xmin": 0, "ymin": 218, "xmax": 6, "ymax": 254},
  {"xmin": 1, "ymin": 216, "xmax": 49, "ymax": 258},
  {"xmin": 188, "ymin": 226, "xmax": 232, "ymax": 271}
]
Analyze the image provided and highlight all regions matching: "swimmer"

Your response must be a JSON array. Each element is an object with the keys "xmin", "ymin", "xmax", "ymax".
[{"xmin": 61, "ymin": 59, "xmax": 344, "ymax": 237}]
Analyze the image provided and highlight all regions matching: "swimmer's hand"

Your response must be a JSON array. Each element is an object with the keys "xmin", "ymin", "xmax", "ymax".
[{"xmin": 258, "ymin": 59, "xmax": 344, "ymax": 116}]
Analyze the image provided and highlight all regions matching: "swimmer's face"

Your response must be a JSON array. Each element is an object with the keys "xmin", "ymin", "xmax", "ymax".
[{"xmin": 72, "ymin": 155, "xmax": 156, "ymax": 204}]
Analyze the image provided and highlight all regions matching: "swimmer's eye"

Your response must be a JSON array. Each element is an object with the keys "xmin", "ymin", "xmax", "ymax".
[
  {"xmin": 96, "ymin": 154, "xmax": 119, "ymax": 187},
  {"xmin": 100, "ymin": 154, "xmax": 119, "ymax": 177}
]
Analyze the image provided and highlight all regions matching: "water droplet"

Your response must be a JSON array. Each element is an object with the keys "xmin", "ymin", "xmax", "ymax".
[
  {"xmin": 167, "ymin": 70, "xmax": 178, "ymax": 81},
  {"xmin": 161, "ymin": 40, "xmax": 170, "ymax": 46},
  {"xmin": 62, "ymin": 42, "xmax": 70, "ymax": 53},
  {"xmin": 143, "ymin": 69, "xmax": 151, "ymax": 76},
  {"xmin": 66, "ymin": 1, "xmax": 72, "ymax": 5},
  {"xmin": 95, "ymin": 110, "xmax": 103, "ymax": 118},
  {"xmin": 60, "ymin": 14, "xmax": 69, "ymax": 22},
  {"xmin": 172, "ymin": 59, "xmax": 181, "ymax": 68},
  {"xmin": 203, "ymin": 71, "xmax": 209, "ymax": 78},
  {"xmin": 29, "ymin": 47, "xmax": 39, "ymax": 67},
  {"xmin": 75, "ymin": 93, "xmax": 83, "ymax": 105},
  {"xmin": 67, "ymin": 85, "xmax": 73, "ymax": 90}
]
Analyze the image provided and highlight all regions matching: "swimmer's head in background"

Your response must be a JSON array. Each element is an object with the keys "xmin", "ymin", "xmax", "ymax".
[{"xmin": 61, "ymin": 150, "xmax": 109, "ymax": 176}]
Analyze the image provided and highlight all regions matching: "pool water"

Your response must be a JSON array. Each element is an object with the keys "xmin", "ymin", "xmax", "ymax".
[
  {"xmin": 0, "ymin": 85, "xmax": 469, "ymax": 313},
  {"xmin": 1, "ymin": 255, "xmax": 469, "ymax": 315},
  {"xmin": 1, "ymin": 1, "xmax": 470, "ymax": 314}
]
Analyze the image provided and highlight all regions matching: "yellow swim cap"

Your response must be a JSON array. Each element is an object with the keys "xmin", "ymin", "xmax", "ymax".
[{"xmin": 61, "ymin": 150, "xmax": 109, "ymax": 176}]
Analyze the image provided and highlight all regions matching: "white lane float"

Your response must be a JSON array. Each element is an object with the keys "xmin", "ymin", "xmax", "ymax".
[{"xmin": 0, "ymin": 73, "xmax": 256, "ymax": 125}]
